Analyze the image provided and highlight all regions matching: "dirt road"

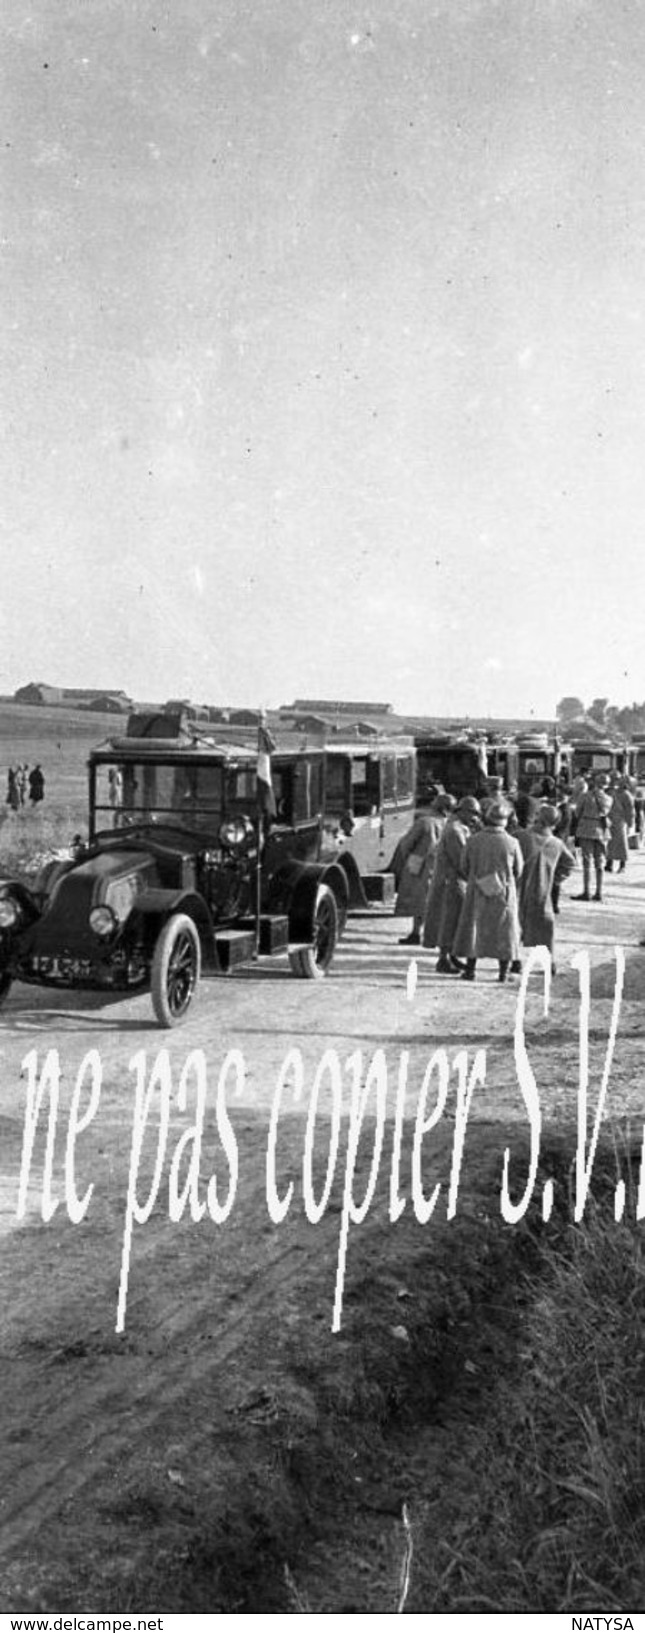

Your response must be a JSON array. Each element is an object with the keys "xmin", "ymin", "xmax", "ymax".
[{"xmin": 1, "ymin": 856, "xmax": 644, "ymax": 1610}]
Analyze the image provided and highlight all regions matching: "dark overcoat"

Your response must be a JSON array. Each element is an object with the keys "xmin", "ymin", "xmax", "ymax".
[
  {"xmin": 518, "ymin": 830, "xmax": 575, "ymax": 953},
  {"xmin": 453, "ymin": 827, "xmax": 523, "ymax": 961},
  {"xmin": 422, "ymin": 817, "xmax": 470, "ymax": 950},
  {"xmin": 607, "ymin": 788, "xmax": 635, "ymax": 865},
  {"xmin": 390, "ymin": 812, "xmax": 445, "ymax": 919}
]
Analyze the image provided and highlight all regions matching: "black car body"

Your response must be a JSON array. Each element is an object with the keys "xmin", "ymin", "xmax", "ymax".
[
  {"xmin": 0, "ymin": 719, "xmax": 349, "ymax": 1026},
  {"xmin": 414, "ymin": 734, "xmax": 489, "ymax": 804}
]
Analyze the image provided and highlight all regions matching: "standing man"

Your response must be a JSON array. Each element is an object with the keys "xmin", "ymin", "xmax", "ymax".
[
  {"xmin": 517, "ymin": 804, "xmax": 575, "ymax": 972},
  {"xmin": 574, "ymin": 773, "xmax": 612, "ymax": 902},
  {"xmin": 28, "ymin": 765, "xmax": 45, "ymax": 805},
  {"xmin": 453, "ymin": 798, "xmax": 523, "ymax": 983},
  {"xmin": 390, "ymin": 794, "xmax": 455, "ymax": 946},
  {"xmin": 423, "ymin": 795, "xmax": 482, "ymax": 972},
  {"xmin": 16, "ymin": 764, "xmax": 28, "ymax": 806},
  {"xmin": 605, "ymin": 776, "xmax": 635, "ymax": 874}
]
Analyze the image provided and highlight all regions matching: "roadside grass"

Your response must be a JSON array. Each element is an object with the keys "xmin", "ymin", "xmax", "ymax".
[
  {"xmin": 120, "ymin": 1125, "xmax": 645, "ymax": 1614},
  {"xmin": 411, "ymin": 1134, "xmax": 645, "ymax": 1615}
]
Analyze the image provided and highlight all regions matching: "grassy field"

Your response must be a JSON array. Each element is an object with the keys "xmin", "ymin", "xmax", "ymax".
[{"xmin": 0, "ymin": 702, "xmax": 122, "ymax": 872}]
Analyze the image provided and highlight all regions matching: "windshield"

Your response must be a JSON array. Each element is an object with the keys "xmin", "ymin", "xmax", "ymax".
[
  {"xmin": 93, "ymin": 760, "xmax": 225, "ymax": 836},
  {"xmin": 520, "ymin": 755, "xmax": 548, "ymax": 777}
]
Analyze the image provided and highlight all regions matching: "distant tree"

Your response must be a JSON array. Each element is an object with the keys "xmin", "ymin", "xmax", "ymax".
[
  {"xmin": 588, "ymin": 697, "xmax": 610, "ymax": 727},
  {"xmin": 626, "ymin": 702, "xmax": 645, "ymax": 734},
  {"xmin": 607, "ymin": 702, "xmax": 645, "ymax": 737},
  {"xmin": 615, "ymin": 706, "xmax": 636, "ymax": 737},
  {"xmin": 556, "ymin": 696, "xmax": 585, "ymax": 725}
]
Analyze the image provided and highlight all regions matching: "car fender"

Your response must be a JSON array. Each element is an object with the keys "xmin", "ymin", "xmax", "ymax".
[
  {"xmin": 267, "ymin": 861, "xmax": 349, "ymax": 941},
  {"xmin": 334, "ymin": 851, "xmax": 371, "ymax": 909},
  {"xmin": 131, "ymin": 888, "xmax": 221, "ymax": 972},
  {"xmin": 32, "ymin": 857, "xmax": 77, "ymax": 902}
]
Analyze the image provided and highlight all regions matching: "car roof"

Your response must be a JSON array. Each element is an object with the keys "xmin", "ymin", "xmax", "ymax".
[
  {"xmin": 89, "ymin": 739, "xmax": 324, "ymax": 767},
  {"xmin": 326, "ymin": 736, "xmax": 415, "ymax": 754}
]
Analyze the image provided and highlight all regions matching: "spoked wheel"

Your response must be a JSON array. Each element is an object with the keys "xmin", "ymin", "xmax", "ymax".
[
  {"xmin": 288, "ymin": 884, "xmax": 338, "ymax": 979},
  {"xmin": 151, "ymin": 913, "xmax": 201, "ymax": 1027}
]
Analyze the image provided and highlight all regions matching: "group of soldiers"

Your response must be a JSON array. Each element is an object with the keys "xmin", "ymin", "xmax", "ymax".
[
  {"xmin": 389, "ymin": 770, "xmax": 640, "ymax": 983},
  {"xmin": 5, "ymin": 763, "xmax": 45, "ymax": 811}
]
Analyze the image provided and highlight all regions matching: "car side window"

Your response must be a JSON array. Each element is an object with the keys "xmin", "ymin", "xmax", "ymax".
[
  {"xmin": 396, "ymin": 754, "xmax": 414, "ymax": 803},
  {"xmin": 382, "ymin": 756, "xmax": 396, "ymax": 805},
  {"xmin": 293, "ymin": 759, "xmax": 315, "ymax": 823},
  {"xmin": 272, "ymin": 767, "xmax": 293, "ymax": 824}
]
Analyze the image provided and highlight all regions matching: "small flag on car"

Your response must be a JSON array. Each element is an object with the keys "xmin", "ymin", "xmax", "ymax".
[{"xmin": 257, "ymin": 719, "xmax": 277, "ymax": 817}]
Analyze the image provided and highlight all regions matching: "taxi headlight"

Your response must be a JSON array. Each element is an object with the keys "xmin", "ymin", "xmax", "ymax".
[
  {"xmin": 0, "ymin": 895, "xmax": 21, "ymax": 929},
  {"xmin": 219, "ymin": 816, "xmax": 254, "ymax": 849},
  {"xmin": 89, "ymin": 905, "xmax": 118, "ymax": 939}
]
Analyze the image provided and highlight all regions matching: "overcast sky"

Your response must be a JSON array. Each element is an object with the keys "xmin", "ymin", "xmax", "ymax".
[{"xmin": 2, "ymin": 0, "xmax": 645, "ymax": 716}]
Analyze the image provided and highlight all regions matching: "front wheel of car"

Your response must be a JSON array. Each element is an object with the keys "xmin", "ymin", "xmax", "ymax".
[
  {"xmin": 151, "ymin": 913, "xmax": 201, "ymax": 1027},
  {"xmin": 288, "ymin": 884, "xmax": 338, "ymax": 980}
]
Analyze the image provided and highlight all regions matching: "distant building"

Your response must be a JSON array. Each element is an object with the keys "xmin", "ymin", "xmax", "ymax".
[
  {"xmin": 290, "ymin": 713, "xmax": 328, "ymax": 733},
  {"xmin": 163, "ymin": 699, "xmax": 210, "ymax": 723},
  {"xmin": 229, "ymin": 709, "xmax": 262, "ymax": 726},
  {"xmin": 329, "ymin": 719, "xmax": 380, "ymax": 738},
  {"xmin": 425, "ymin": 716, "xmax": 556, "ymax": 736},
  {"xmin": 14, "ymin": 682, "xmax": 63, "ymax": 705},
  {"xmin": 289, "ymin": 699, "xmax": 393, "ymax": 717},
  {"xmin": 64, "ymin": 687, "xmax": 132, "ymax": 708},
  {"xmin": 13, "ymin": 682, "xmax": 135, "ymax": 710},
  {"xmin": 82, "ymin": 694, "xmax": 131, "ymax": 714}
]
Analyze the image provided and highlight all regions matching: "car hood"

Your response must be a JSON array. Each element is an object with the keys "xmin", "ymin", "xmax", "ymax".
[{"xmin": 25, "ymin": 851, "xmax": 159, "ymax": 955}]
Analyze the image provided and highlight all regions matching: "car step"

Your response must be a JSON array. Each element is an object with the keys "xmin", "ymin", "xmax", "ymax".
[
  {"xmin": 237, "ymin": 914, "xmax": 290, "ymax": 955},
  {"xmin": 215, "ymin": 915, "xmax": 291, "ymax": 971},
  {"xmin": 214, "ymin": 929, "xmax": 258, "ymax": 973},
  {"xmin": 362, "ymin": 872, "xmax": 396, "ymax": 906}
]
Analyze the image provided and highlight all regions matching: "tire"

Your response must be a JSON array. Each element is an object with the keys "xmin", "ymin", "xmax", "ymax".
[
  {"xmin": 0, "ymin": 970, "xmax": 11, "ymax": 1006},
  {"xmin": 288, "ymin": 884, "xmax": 338, "ymax": 980},
  {"xmin": 151, "ymin": 913, "xmax": 201, "ymax": 1027}
]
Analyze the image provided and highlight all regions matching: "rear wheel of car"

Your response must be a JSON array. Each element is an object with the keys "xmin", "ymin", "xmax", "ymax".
[
  {"xmin": 151, "ymin": 913, "xmax": 201, "ymax": 1027},
  {"xmin": 0, "ymin": 970, "xmax": 12, "ymax": 1006},
  {"xmin": 288, "ymin": 884, "xmax": 338, "ymax": 980}
]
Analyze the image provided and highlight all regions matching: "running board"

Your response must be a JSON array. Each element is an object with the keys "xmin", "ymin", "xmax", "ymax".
[
  {"xmin": 214, "ymin": 929, "xmax": 257, "ymax": 973},
  {"xmin": 361, "ymin": 872, "xmax": 396, "ymax": 906},
  {"xmin": 215, "ymin": 915, "xmax": 290, "ymax": 972}
]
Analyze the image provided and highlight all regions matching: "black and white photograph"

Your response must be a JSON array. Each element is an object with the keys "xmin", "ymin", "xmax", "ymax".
[{"xmin": 2, "ymin": 0, "xmax": 645, "ymax": 1618}]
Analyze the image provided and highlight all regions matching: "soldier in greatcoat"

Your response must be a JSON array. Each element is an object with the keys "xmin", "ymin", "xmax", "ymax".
[
  {"xmin": 517, "ymin": 804, "xmax": 575, "ymax": 971},
  {"xmin": 453, "ymin": 798, "xmax": 523, "ymax": 983},
  {"xmin": 605, "ymin": 777, "xmax": 635, "ymax": 873},
  {"xmin": 422, "ymin": 796, "xmax": 482, "ymax": 972},
  {"xmin": 390, "ymin": 794, "xmax": 455, "ymax": 946}
]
